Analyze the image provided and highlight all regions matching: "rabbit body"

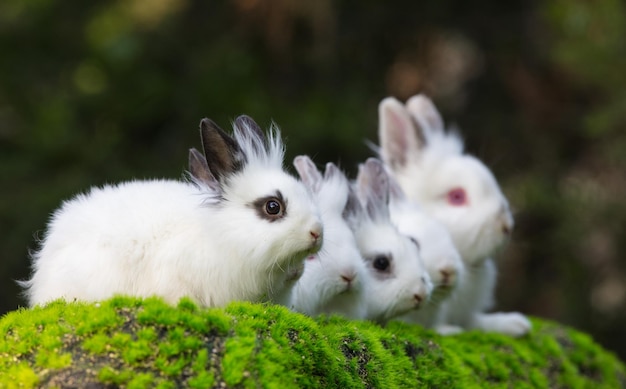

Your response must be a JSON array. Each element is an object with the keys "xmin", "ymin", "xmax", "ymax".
[
  {"xmin": 389, "ymin": 184, "xmax": 464, "ymax": 329},
  {"xmin": 378, "ymin": 96, "xmax": 530, "ymax": 336},
  {"xmin": 22, "ymin": 117, "xmax": 323, "ymax": 308},
  {"xmin": 288, "ymin": 157, "xmax": 368, "ymax": 319},
  {"xmin": 349, "ymin": 158, "xmax": 433, "ymax": 325}
]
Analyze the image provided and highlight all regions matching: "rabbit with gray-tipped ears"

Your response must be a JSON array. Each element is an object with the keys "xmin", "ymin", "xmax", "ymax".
[
  {"xmin": 21, "ymin": 115, "xmax": 323, "ymax": 309},
  {"xmin": 347, "ymin": 158, "xmax": 433, "ymax": 325},
  {"xmin": 377, "ymin": 95, "xmax": 530, "ymax": 336},
  {"xmin": 284, "ymin": 156, "xmax": 369, "ymax": 319},
  {"xmin": 387, "ymin": 174, "xmax": 465, "ymax": 330}
]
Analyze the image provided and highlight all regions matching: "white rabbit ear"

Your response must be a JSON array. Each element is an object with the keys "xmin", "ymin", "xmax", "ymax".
[
  {"xmin": 324, "ymin": 162, "xmax": 348, "ymax": 186},
  {"xmin": 357, "ymin": 158, "xmax": 391, "ymax": 222},
  {"xmin": 188, "ymin": 147, "xmax": 221, "ymax": 192},
  {"xmin": 293, "ymin": 155, "xmax": 323, "ymax": 193},
  {"xmin": 405, "ymin": 94, "xmax": 445, "ymax": 135},
  {"xmin": 199, "ymin": 118, "xmax": 245, "ymax": 182},
  {"xmin": 378, "ymin": 97, "xmax": 425, "ymax": 170}
]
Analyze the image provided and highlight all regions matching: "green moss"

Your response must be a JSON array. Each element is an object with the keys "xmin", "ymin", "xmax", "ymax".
[{"xmin": 0, "ymin": 297, "xmax": 624, "ymax": 388}]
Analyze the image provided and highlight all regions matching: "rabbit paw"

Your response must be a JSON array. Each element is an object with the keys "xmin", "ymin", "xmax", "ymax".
[
  {"xmin": 474, "ymin": 312, "xmax": 532, "ymax": 337},
  {"xmin": 435, "ymin": 324, "xmax": 464, "ymax": 336}
]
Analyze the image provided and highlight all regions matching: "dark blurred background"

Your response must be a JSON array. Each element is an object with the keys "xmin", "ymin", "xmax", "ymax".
[{"xmin": 1, "ymin": 0, "xmax": 624, "ymax": 360}]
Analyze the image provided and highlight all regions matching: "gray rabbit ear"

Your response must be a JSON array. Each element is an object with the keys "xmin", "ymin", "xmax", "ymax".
[
  {"xmin": 406, "ymin": 94, "xmax": 445, "ymax": 135},
  {"xmin": 378, "ymin": 97, "xmax": 425, "ymax": 170},
  {"xmin": 343, "ymin": 184, "xmax": 365, "ymax": 223},
  {"xmin": 188, "ymin": 147, "xmax": 220, "ymax": 192},
  {"xmin": 387, "ymin": 173, "xmax": 407, "ymax": 203},
  {"xmin": 233, "ymin": 115, "xmax": 266, "ymax": 156},
  {"xmin": 234, "ymin": 115, "xmax": 264, "ymax": 138},
  {"xmin": 293, "ymin": 155, "xmax": 323, "ymax": 193},
  {"xmin": 199, "ymin": 118, "xmax": 245, "ymax": 182},
  {"xmin": 358, "ymin": 158, "xmax": 391, "ymax": 222}
]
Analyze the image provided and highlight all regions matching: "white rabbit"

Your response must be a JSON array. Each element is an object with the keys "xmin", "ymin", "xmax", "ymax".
[
  {"xmin": 21, "ymin": 115, "xmax": 323, "ymax": 308},
  {"xmin": 347, "ymin": 157, "xmax": 433, "ymax": 325},
  {"xmin": 186, "ymin": 145, "xmax": 306, "ymax": 307},
  {"xmin": 286, "ymin": 156, "xmax": 368, "ymax": 319},
  {"xmin": 377, "ymin": 95, "xmax": 531, "ymax": 336},
  {"xmin": 387, "ymin": 176, "xmax": 465, "ymax": 330}
]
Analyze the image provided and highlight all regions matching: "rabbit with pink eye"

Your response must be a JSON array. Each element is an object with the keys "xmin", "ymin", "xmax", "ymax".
[
  {"xmin": 387, "ymin": 176, "xmax": 465, "ymax": 330},
  {"xmin": 20, "ymin": 115, "xmax": 323, "ymax": 308},
  {"xmin": 377, "ymin": 95, "xmax": 530, "ymax": 336},
  {"xmin": 346, "ymin": 158, "xmax": 433, "ymax": 325},
  {"xmin": 286, "ymin": 156, "xmax": 369, "ymax": 319}
]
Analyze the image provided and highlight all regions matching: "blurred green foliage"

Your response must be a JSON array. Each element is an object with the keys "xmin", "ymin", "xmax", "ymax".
[{"xmin": 0, "ymin": 0, "xmax": 624, "ymax": 361}]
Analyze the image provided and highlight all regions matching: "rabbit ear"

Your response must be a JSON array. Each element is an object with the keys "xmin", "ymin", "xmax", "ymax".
[
  {"xmin": 343, "ymin": 184, "xmax": 364, "ymax": 222},
  {"xmin": 405, "ymin": 94, "xmax": 444, "ymax": 135},
  {"xmin": 293, "ymin": 155, "xmax": 323, "ymax": 193},
  {"xmin": 324, "ymin": 162, "xmax": 348, "ymax": 186},
  {"xmin": 378, "ymin": 97, "xmax": 425, "ymax": 170},
  {"xmin": 233, "ymin": 115, "xmax": 267, "ymax": 156},
  {"xmin": 234, "ymin": 114, "xmax": 264, "ymax": 137},
  {"xmin": 357, "ymin": 158, "xmax": 391, "ymax": 221},
  {"xmin": 188, "ymin": 147, "xmax": 221, "ymax": 192},
  {"xmin": 387, "ymin": 173, "xmax": 407, "ymax": 203},
  {"xmin": 200, "ymin": 118, "xmax": 244, "ymax": 182}
]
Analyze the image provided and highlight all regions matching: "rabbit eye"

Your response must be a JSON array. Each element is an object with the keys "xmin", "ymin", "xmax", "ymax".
[
  {"xmin": 373, "ymin": 255, "xmax": 390, "ymax": 272},
  {"xmin": 265, "ymin": 199, "xmax": 282, "ymax": 215},
  {"xmin": 252, "ymin": 192, "xmax": 286, "ymax": 221},
  {"xmin": 447, "ymin": 188, "xmax": 467, "ymax": 206}
]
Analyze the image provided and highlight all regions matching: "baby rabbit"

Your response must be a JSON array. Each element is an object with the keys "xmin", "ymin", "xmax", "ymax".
[
  {"xmin": 347, "ymin": 158, "xmax": 433, "ymax": 325},
  {"xmin": 388, "ymin": 176, "xmax": 465, "ymax": 330},
  {"xmin": 377, "ymin": 95, "xmax": 530, "ymax": 336},
  {"xmin": 286, "ymin": 156, "xmax": 368, "ymax": 319},
  {"xmin": 21, "ymin": 115, "xmax": 323, "ymax": 308}
]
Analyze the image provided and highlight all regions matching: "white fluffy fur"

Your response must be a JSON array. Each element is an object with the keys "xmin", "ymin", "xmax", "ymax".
[
  {"xmin": 389, "ymin": 185, "xmax": 465, "ymax": 329},
  {"xmin": 22, "ymin": 121, "xmax": 322, "ymax": 308},
  {"xmin": 378, "ymin": 95, "xmax": 530, "ymax": 336},
  {"xmin": 349, "ymin": 159, "xmax": 433, "ymax": 325},
  {"xmin": 287, "ymin": 158, "xmax": 368, "ymax": 319}
]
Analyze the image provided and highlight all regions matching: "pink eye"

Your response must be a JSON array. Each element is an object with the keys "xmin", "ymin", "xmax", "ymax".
[{"xmin": 447, "ymin": 188, "xmax": 467, "ymax": 206}]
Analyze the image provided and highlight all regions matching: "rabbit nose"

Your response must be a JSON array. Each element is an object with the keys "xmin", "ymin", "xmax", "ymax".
[
  {"xmin": 309, "ymin": 222, "xmax": 323, "ymax": 247},
  {"xmin": 440, "ymin": 269, "xmax": 451, "ymax": 285},
  {"xmin": 309, "ymin": 222, "xmax": 323, "ymax": 241},
  {"xmin": 499, "ymin": 205, "xmax": 514, "ymax": 235},
  {"xmin": 341, "ymin": 274, "xmax": 355, "ymax": 284},
  {"xmin": 501, "ymin": 220, "xmax": 513, "ymax": 236},
  {"xmin": 413, "ymin": 293, "xmax": 424, "ymax": 306}
]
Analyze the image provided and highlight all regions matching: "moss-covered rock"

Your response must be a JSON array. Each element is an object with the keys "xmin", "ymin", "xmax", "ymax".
[{"xmin": 0, "ymin": 297, "xmax": 624, "ymax": 388}]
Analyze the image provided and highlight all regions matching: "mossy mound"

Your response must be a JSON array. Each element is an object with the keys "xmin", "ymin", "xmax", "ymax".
[{"xmin": 0, "ymin": 297, "xmax": 624, "ymax": 388}]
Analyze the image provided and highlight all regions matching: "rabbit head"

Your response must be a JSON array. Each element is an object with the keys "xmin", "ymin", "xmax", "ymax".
[
  {"xmin": 378, "ymin": 95, "xmax": 514, "ymax": 265},
  {"xmin": 189, "ymin": 116, "xmax": 324, "ymax": 300},
  {"xmin": 289, "ymin": 156, "xmax": 368, "ymax": 319},
  {"xmin": 388, "ymin": 176, "xmax": 464, "ymax": 301},
  {"xmin": 346, "ymin": 157, "xmax": 433, "ymax": 324}
]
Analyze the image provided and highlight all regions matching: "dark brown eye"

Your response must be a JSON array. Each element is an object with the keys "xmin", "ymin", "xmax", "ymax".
[
  {"xmin": 252, "ymin": 192, "xmax": 286, "ymax": 222},
  {"xmin": 265, "ymin": 199, "xmax": 281, "ymax": 215},
  {"xmin": 373, "ymin": 255, "xmax": 390, "ymax": 271}
]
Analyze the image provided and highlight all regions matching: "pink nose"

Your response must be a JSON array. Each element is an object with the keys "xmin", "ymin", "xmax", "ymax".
[
  {"xmin": 310, "ymin": 230, "xmax": 321, "ymax": 240},
  {"xmin": 413, "ymin": 293, "xmax": 423, "ymax": 304},
  {"xmin": 341, "ymin": 274, "xmax": 354, "ymax": 284}
]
